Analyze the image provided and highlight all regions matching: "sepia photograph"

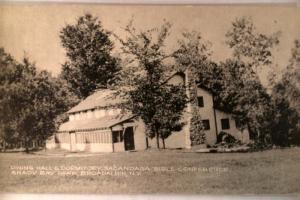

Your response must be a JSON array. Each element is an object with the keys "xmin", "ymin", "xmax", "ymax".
[{"xmin": 0, "ymin": 1, "xmax": 299, "ymax": 199}]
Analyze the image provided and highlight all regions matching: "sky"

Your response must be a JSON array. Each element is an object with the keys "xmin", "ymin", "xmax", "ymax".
[{"xmin": 0, "ymin": 3, "xmax": 299, "ymax": 85}]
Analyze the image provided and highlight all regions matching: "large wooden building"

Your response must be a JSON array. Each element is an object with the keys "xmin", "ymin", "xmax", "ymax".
[{"xmin": 46, "ymin": 71, "xmax": 249, "ymax": 152}]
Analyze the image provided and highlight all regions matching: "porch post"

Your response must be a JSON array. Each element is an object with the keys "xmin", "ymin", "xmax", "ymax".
[{"xmin": 110, "ymin": 128, "xmax": 114, "ymax": 153}]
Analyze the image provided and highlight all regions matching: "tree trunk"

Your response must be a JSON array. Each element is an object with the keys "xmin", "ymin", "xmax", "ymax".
[
  {"xmin": 2, "ymin": 141, "xmax": 6, "ymax": 152},
  {"xmin": 25, "ymin": 137, "xmax": 29, "ymax": 153},
  {"xmin": 162, "ymin": 138, "xmax": 166, "ymax": 149},
  {"xmin": 156, "ymin": 132, "xmax": 160, "ymax": 149}
]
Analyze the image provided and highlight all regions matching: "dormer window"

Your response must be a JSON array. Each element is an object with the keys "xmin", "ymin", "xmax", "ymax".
[
  {"xmin": 87, "ymin": 110, "xmax": 93, "ymax": 118},
  {"xmin": 108, "ymin": 109, "xmax": 115, "ymax": 116},
  {"xmin": 75, "ymin": 113, "xmax": 80, "ymax": 120},
  {"xmin": 69, "ymin": 114, "xmax": 75, "ymax": 121},
  {"xmin": 95, "ymin": 109, "xmax": 105, "ymax": 118}
]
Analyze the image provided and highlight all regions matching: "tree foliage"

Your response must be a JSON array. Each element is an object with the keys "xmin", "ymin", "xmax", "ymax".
[
  {"xmin": 174, "ymin": 17, "xmax": 279, "ymax": 147},
  {"xmin": 226, "ymin": 16, "xmax": 280, "ymax": 69},
  {"xmin": 218, "ymin": 60, "xmax": 274, "ymax": 145},
  {"xmin": 222, "ymin": 17, "xmax": 281, "ymax": 146},
  {"xmin": 114, "ymin": 21, "xmax": 187, "ymax": 148},
  {"xmin": 0, "ymin": 48, "xmax": 78, "ymax": 151},
  {"xmin": 174, "ymin": 31, "xmax": 212, "ymax": 70},
  {"xmin": 173, "ymin": 31, "xmax": 211, "ymax": 145},
  {"xmin": 60, "ymin": 13, "xmax": 120, "ymax": 98},
  {"xmin": 271, "ymin": 40, "xmax": 300, "ymax": 146}
]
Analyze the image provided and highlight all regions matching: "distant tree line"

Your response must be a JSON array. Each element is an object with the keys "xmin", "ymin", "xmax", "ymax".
[{"xmin": 0, "ymin": 14, "xmax": 299, "ymax": 151}]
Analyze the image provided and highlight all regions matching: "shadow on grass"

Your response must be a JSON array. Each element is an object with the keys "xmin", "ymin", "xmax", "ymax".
[{"xmin": 0, "ymin": 147, "xmax": 45, "ymax": 154}]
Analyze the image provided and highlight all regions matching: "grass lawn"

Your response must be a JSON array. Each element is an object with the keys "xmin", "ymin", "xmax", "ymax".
[{"xmin": 0, "ymin": 148, "xmax": 300, "ymax": 194}]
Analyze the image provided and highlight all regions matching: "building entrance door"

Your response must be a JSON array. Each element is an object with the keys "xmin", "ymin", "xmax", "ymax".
[{"xmin": 124, "ymin": 127, "xmax": 135, "ymax": 151}]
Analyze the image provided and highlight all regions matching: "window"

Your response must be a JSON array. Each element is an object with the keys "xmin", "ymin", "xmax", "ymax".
[
  {"xmin": 202, "ymin": 120, "xmax": 210, "ymax": 130},
  {"xmin": 114, "ymin": 109, "xmax": 122, "ymax": 115},
  {"xmin": 75, "ymin": 113, "xmax": 80, "ymax": 120},
  {"xmin": 197, "ymin": 96, "xmax": 204, "ymax": 107},
  {"xmin": 235, "ymin": 119, "xmax": 241, "ymax": 128},
  {"xmin": 95, "ymin": 109, "xmax": 105, "ymax": 118},
  {"xmin": 69, "ymin": 115, "xmax": 75, "ymax": 121},
  {"xmin": 108, "ymin": 109, "xmax": 115, "ymax": 116},
  {"xmin": 221, "ymin": 118, "xmax": 230, "ymax": 130},
  {"xmin": 87, "ymin": 110, "xmax": 93, "ymax": 118},
  {"xmin": 112, "ymin": 131, "xmax": 123, "ymax": 143}
]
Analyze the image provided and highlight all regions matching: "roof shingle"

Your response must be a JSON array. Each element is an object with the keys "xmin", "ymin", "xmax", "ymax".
[
  {"xmin": 67, "ymin": 89, "xmax": 123, "ymax": 114},
  {"xmin": 58, "ymin": 114, "xmax": 133, "ymax": 132}
]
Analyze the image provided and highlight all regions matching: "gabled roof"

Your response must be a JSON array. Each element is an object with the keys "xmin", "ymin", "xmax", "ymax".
[
  {"xmin": 58, "ymin": 114, "xmax": 134, "ymax": 132},
  {"xmin": 67, "ymin": 89, "xmax": 123, "ymax": 114},
  {"xmin": 163, "ymin": 71, "xmax": 186, "ymax": 85},
  {"xmin": 68, "ymin": 72, "xmax": 184, "ymax": 114}
]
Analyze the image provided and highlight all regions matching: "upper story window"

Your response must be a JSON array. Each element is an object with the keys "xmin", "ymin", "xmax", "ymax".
[
  {"xmin": 87, "ymin": 110, "xmax": 93, "ymax": 118},
  {"xmin": 80, "ymin": 112, "xmax": 87, "ymax": 119},
  {"xmin": 108, "ymin": 109, "xmax": 115, "ymax": 116},
  {"xmin": 202, "ymin": 119, "xmax": 210, "ymax": 130},
  {"xmin": 71, "ymin": 107, "xmax": 122, "ymax": 121},
  {"xmin": 75, "ymin": 113, "xmax": 80, "ymax": 120},
  {"xmin": 115, "ymin": 108, "xmax": 122, "ymax": 115},
  {"xmin": 197, "ymin": 96, "xmax": 204, "ymax": 107},
  {"xmin": 95, "ymin": 109, "xmax": 106, "ymax": 118},
  {"xmin": 235, "ymin": 119, "xmax": 242, "ymax": 128},
  {"xmin": 69, "ymin": 114, "xmax": 75, "ymax": 121},
  {"xmin": 221, "ymin": 118, "xmax": 230, "ymax": 130}
]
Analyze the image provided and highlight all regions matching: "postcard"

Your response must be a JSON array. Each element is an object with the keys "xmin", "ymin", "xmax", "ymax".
[{"xmin": 0, "ymin": 2, "xmax": 299, "ymax": 199}]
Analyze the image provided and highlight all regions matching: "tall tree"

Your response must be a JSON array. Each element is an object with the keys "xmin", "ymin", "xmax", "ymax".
[
  {"xmin": 226, "ymin": 16, "xmax": 280, "ymax": 70},
  {"xmin": 114, "ymin": 21, "xmax": 187, "ymax": 149},
  {"xmin": 223, "ymin": 17, "xmax": 280, "ymax": 146},
  {"xmin": 60, "ymin": 13, "xmax": 120, "ymax": 98},
  {"xmin": 283, "ymin": 39, "xmax": 300, "ymax": 113},
  {"xmin": 271, "ymin": 40, "xmax": 300, "ymax": 146},
  {"xmin": 218, "ymin": 60, "xmax": 274, "ymax": 144},
  {"xmin": 174, "ymin": 31, "xmax": 212, "ymax": 145},
  {"xmin": 0, "ymin": 48, "xmax": 20, "ymax": 149},
  {"xmin": 174, "ymin": 18, "xmax": 279, "ymax": 147},
  {"xmin": 0, "ymin": 48, "xmax": 78, "ymax": 151}
]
